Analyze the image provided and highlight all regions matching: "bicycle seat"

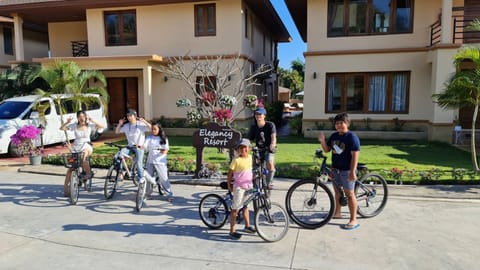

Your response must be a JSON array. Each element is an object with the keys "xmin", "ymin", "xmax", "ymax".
[{"xmin": 220, "ymin": 181, "xmax": 228, "ymax": 190}]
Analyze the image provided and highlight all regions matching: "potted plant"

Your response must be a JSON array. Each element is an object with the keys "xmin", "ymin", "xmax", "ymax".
[{"xmin": 10, "ymin": 125, "xmax": 43, "ymax": 165}]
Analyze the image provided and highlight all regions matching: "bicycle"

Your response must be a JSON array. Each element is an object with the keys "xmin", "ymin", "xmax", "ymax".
[
  {"xmin": 252, "ymin": 147, "xmax": 271, "ymax": 199},
  {"xmin": 198, "ymin": 165, "xmax": 289, "ymax": 242},
  {"xmin": 285, "ymin": 149, "xmax": 388, "ymax": 229},
  {"xmin": 63, "ymin": 152, "xmax": 94, "ymax": 205},
  {"xmin": 104, "ymin": 142, "xmax": 140, "ymax": 199},
  {"xmin": 136, "ymin": 166, "xmax": 172, "ymax": 212}
]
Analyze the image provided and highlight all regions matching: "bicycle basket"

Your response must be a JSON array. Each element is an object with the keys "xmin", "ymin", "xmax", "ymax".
[{"xmin": 62, "ymin": 152, "xmax": 84, "ymax": 168}]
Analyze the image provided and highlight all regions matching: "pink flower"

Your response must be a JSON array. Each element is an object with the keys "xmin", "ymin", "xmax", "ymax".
[{"xmin": 10, "ymin": 125, "xmax": 42, "ymax": 156}]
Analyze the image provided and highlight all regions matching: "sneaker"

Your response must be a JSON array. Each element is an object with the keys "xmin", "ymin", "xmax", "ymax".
[
  {"xmin": 138, "ymin": 177, "xmax": 146, "ymax": 184},
  {"xmin": 244, "ymin": 226, "xmax": 256, "ymax": 234},
  {"xmin": 229, "ymin": 232, "xmax": 242, "ymax": 240}
]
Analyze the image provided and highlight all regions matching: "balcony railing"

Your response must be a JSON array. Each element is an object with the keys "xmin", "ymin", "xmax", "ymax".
[
  {"xmin": 71, "ymin": 40, "xmax": 88, "ymax": 57},
  {"xmin": 430, "ymin": 15, "xmax": 480, "ymax": 46}
]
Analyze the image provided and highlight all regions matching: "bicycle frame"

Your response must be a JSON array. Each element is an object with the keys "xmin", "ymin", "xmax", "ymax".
[{"xmin": 315, "ymin": 149, "xmax": 379, "ymax": 206}]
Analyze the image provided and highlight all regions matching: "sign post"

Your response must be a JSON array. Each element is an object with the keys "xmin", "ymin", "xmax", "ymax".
[{"xmin": 192, "ymin": 122, "xmax": 241, "ymax": 178}]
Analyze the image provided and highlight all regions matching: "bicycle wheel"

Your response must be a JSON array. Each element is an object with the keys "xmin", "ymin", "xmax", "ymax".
[
  {"xmin": 69, "ymin": 170, "xmax": 80, "ymax": 205},
  {"xmin": 356, "ymin": 173, "xmax": 388, "ymax": 218},
  {"xmin": 135, "ymin": 181, "xmax": 146, "ymax": 212},
  {"xmin": 255, "ymin": 201, "xmax": 289, "ymax": 242},
  {"xmin": 285, "ymin": 179, "xmax": 335, "ymax": 229},
  {"xmin": 104, "ymin": 165, "xmax": 119, "ymax": 199},
  {"xmin": 198, "ymin": 194, "xmax": 229, "ymax": 229},
  {"xmin": 131, "ymin": 162, "xmax": 139, "ymax": 186}
]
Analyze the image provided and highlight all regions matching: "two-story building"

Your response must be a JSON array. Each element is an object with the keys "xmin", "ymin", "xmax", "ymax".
[
  {"xmin": 0, "ymin": 0, "xmax": 290, "ymax": 125},
  {"xmin": 0, "ymin": 15, "xmax": 48, "ymax": 71},
  {"xmin": 286, "ymin": 0, "xmax": 480, "ymax": 142}
]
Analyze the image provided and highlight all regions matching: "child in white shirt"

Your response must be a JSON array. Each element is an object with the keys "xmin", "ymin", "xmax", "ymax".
[{"xmin": 144, "ymin": 122, "xmax": 173, "ymax": 202}]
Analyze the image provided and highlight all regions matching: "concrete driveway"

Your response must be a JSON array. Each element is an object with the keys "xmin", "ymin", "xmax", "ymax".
[{"xmin": 0, "ymin": 168, "xmax": 479, "ymax": 270}]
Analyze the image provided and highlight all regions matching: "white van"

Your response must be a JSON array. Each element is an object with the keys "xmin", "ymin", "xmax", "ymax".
[{"xmin": 0, "ymin": 94, "xmax": 108, "ymax": 156}]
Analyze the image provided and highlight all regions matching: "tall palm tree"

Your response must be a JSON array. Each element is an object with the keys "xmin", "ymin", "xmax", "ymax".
[{"xmin": 34, "ymin": 60, "xmax": 109, "ymax": 146}]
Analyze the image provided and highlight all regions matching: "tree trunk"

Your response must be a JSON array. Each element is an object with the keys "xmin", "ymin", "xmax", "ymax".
[{"xmin": 472, "ymin": 104, "xmax": 480, "ymax": 172}]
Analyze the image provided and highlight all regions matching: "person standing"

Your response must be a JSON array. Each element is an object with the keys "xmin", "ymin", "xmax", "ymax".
[
  {"xmin": 227, "ymin": 138, "xmax": 256, "ymax": 239},
  {"xmin": 318, "ymin": 112, "xmax": 361, "ymax": 230},
  {"xmin": 143, "ymin": 122, "xmax": 173, "ymax": 202},
  {"xmin": 248, "ymin": 107, "xmax": 277, "ymax": 189},
  {"xmin": 115, "ymin": 109, "xmax": 151, "ymax": 181}
]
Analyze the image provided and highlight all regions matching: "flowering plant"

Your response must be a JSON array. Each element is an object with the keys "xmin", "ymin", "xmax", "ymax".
[
  {"xmin": 176, "ymin": 98, "xmax": 192, "ymax": 108},
  {"xmin": 389, "ymin": 167, "xmax": 403, "ymax": 180},
  {"xmin": 214, "ymin": 108, "xmax": 232, "ymax": 123},
  {"xmin": 243, "ymin": 95, "xmax": 258, "ymax": 109},
  {"xmin": 10, "ymin": 125, "xmax": 43, "ymax": 156},
  {"xmin": 219, "ymin": 95, "xmax": 237, "ymax": 108},
  {"xmin": 186, "ymin": 109, "xmax": 201, "ymax": 123}
]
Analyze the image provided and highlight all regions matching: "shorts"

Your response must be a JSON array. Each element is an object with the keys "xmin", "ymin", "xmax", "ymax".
[
  {"xmin": 232, "ymin": 187, "xmax": 248, "ymax": 210},
  {"xmin": 332, "ymin": 169, "xmax": 355, "ymax": 191}
]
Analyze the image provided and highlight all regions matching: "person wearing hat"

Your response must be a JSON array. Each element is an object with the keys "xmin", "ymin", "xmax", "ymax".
[
  {"xmin": 227, "ymin": 138, "xmax": 256, "ymax": 240},
  {"xmin": 115, "ymin": 109, "xmax": 151, "ymax": 181},
  {"xmin": 248, "ymin": 107, "xmax": 277, "ymax": 189}
]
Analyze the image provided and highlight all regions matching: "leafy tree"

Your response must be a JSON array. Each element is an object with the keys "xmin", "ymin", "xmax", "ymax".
[
  {"xmin": 0, "ymin": 63, "xmax": 47, "ymax": 100},
  {"xmin": 34, "ymin": 60, "xmax": 109, "ymax": 146},
  {"xmin": 278, "ymin": 60, "xmax": 304, "ymax": 96},
  {"xmin": 432, "ymin": 20, "xmax": 480, "ymax": 171}
]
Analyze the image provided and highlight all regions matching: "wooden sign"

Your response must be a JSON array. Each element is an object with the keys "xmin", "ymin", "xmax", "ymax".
[{"xmin": 192, "ymin": 122, "xmax": 241, "ymax": 178}]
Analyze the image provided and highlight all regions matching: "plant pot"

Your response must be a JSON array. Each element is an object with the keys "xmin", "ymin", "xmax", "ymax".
[{"xmin": 29, "ymin": 155, "xmax": 42, "ymax": 166}]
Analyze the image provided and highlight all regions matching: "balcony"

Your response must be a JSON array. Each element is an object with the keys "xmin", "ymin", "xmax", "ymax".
[
  {"xmin": 71, "ymin": 41, "xmax": 88, "ymax": 57},
  {"xmin": 430, "ymin": 15, "xmax": 480, "ymax": 46}
]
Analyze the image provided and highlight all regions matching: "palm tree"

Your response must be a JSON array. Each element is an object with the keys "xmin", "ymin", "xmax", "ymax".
[{"xmin": 34, "ymin": 60, "xmax": 109, "ymax": 146}]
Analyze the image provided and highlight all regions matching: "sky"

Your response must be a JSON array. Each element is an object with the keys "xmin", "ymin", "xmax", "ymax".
[{"xmin": 270, "ymin": 0, "xmax": 307, "ymax": 70}]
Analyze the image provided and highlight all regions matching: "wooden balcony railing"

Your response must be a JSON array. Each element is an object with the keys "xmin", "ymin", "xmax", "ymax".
[
  {"xmin": 71, "ymin": 40, "xmax": 88, "ymax": 57},
  {"xmin": 430, "ymin": 15, "xmax": 480, "ymax": 46}
]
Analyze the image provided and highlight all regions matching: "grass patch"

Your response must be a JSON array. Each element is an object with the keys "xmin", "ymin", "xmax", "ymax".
[{"xmin": 44, "ymin": 136, "xmax": 479, "ymax": 183}]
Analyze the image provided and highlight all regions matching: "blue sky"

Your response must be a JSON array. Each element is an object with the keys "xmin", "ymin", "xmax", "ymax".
[{"xmin": 271, "ymin": 0, "xmax": 307, "ymax": 70}]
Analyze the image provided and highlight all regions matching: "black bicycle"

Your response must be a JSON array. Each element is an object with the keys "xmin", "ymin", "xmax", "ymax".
[
  {"xmin": 285, "ymin": 149, "xmax": 388, "ymax": 229},
  {"xmin": 198, "ymin": 179, "xmax": 289, "ymax": 242},
  {"xmin": 63, "ymin": 152, "xmax": 94, "ymax": 205},
  {"xmin": 104, "ymin": 142, "xmax": 140, "ymax": 199}
]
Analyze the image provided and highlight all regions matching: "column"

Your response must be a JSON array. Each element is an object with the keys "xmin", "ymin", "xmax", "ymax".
[
  {"xmin": 12, "ymin": 14, "xmax": 24, "ymax": 61},
  {"xmin": 441, "ymin": 0, "xmax": 453, "ymax": 44},
  {"xmin": 142, "ymin": 66, "xmax": 153, "ymax": 120}
]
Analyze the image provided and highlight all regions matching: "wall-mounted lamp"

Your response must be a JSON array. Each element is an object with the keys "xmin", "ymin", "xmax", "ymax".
[
  {"xmin": 313, "ymin": 72, "xmax": 317, "ymax": 79},
  {"xmin": 164, "ymin": 76, "xmax": 168, "ymax": 82}
]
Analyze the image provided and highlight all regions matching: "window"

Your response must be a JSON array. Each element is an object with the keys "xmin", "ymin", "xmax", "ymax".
[
  {"xmin": 3, "ymin": 27, "xmax": 13, "ymax": 55},
  {"xmin": 195, "ymin": 4, "xmax": 216, "ymax": 36},
  {"xmin": 196, "ymin": 76, "xmax": 217, "ymax": 106},
  {"xmin": 328, "ymin": 0, "xmax": 413, "ymax": 37},
  {"xmin": 326, "ymin": 71, "xmax": 409, "ymax": 113},
  {"xmin": 104, "ymin": 10, "xmax": 137, "ymax": 46}
]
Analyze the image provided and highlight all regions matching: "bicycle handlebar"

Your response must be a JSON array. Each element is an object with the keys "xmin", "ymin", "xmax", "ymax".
[{"xmin": 104, "ymin": 142, "xmax": 139, "ymax": 150}]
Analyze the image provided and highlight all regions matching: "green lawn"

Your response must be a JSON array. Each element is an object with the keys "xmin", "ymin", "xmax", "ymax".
[{"xmin": 87, "ymin": 136, "xmax": 476, "ymax": 183}]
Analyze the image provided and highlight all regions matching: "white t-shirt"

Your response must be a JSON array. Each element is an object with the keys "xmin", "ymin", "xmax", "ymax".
[
  {"xmin": 144, "ymin": 135, "xmax": 169, "ymax": 165},
  {"xmin": 119, "ymin": 121, "xmax": 150, "ymax": 146}
]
